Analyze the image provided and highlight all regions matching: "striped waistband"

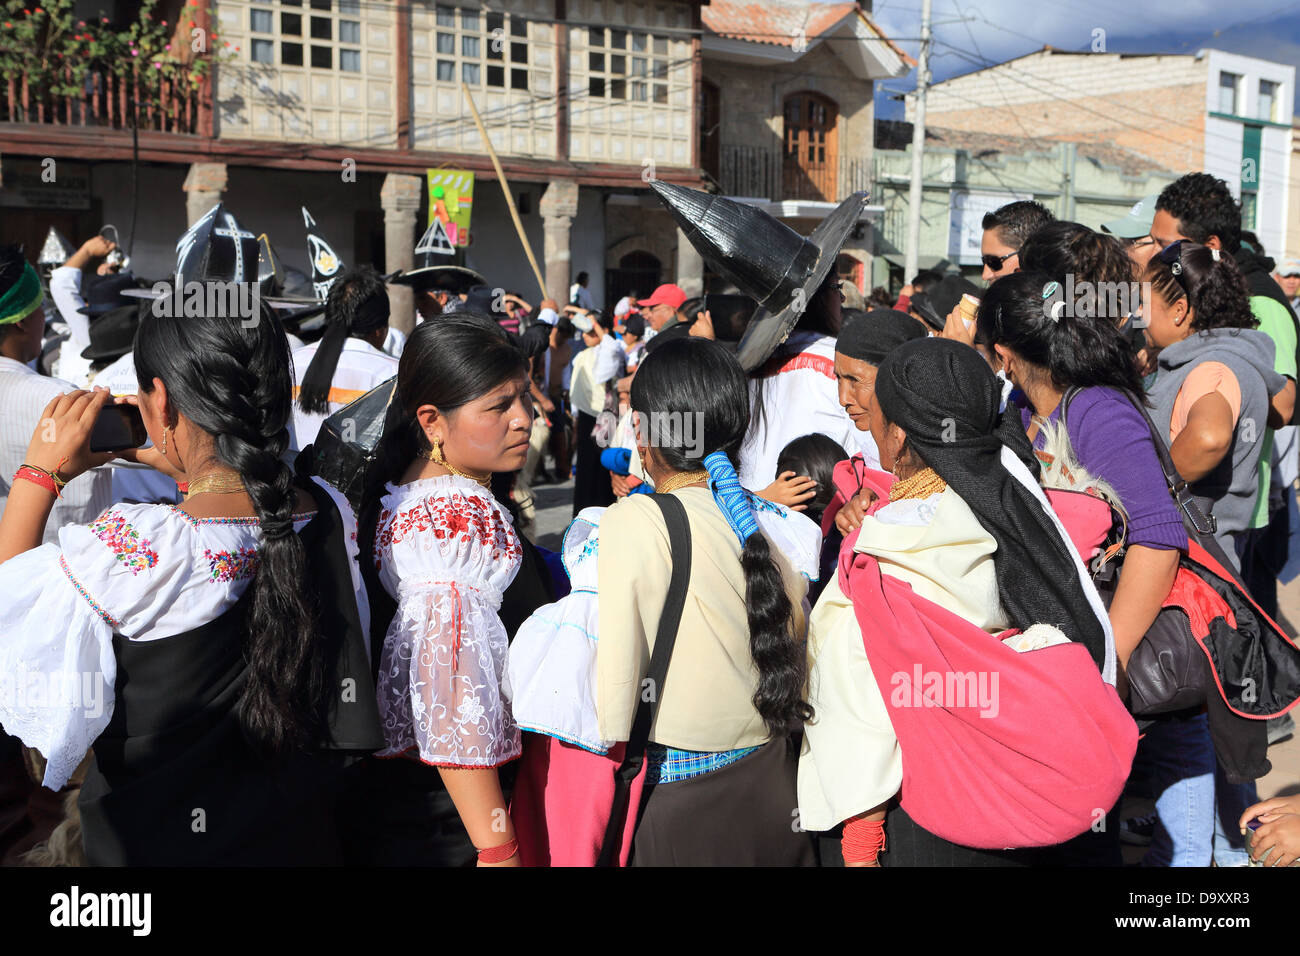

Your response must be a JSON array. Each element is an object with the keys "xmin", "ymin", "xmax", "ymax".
[{"xmin": 644, "ymin": 743, "xmax": 761, "ymax": 785}]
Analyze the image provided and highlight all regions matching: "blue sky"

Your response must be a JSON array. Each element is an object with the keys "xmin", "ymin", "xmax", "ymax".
[{"xmin": 854, "ymin": 0, "xmax": 1300, "ymax": 120}]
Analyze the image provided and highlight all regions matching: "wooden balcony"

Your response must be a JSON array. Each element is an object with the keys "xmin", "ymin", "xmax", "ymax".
[
  {"xmin": 2, "ymin": 64, "xmax": 203, "ymax": 135},
  {"xmin": 716, "ymin": 143, "xmax": 872, "ymax": 203}
]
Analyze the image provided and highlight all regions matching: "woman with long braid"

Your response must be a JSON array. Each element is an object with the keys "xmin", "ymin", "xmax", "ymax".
[{"xmin": 0, "ymin": 301, "xmax": 381, "ymax": 865}]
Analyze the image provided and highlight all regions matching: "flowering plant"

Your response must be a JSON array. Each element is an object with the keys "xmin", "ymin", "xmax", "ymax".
[{"xmin": 0, "ymin": 0, "xmax": 223, "ymax": 98}]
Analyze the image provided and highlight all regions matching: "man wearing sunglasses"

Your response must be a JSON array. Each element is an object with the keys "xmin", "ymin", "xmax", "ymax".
[{"xmin": 979, "ymin": 200, "xmax": 1055, "ymax": 283}]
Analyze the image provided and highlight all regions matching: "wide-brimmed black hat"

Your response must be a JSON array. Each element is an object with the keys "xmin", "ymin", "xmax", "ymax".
[
  {"xmin": 910, "ymin": 275, "xmax": 981, "ymax": 332},
  {"xmin": 650, "ymin": 180, "xmax": 867, "ymax": 371},
  {"xmin": 390, "ymin": 263, "xmax": 486, "ymax": 293},
  {"xmin": 81, "ymin": 301, "xmax": 147, "ymax": 362},
  {"xmin": 78, "ymin": 271, "xmax": 147, "ymax": 316},
  {"xmin": 388, "ymin": 213, "xmax": 486, "ymax": 291}
]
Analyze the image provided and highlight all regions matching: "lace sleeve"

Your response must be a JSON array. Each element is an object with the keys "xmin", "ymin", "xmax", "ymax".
[
  {"xmin": 0, "ymin": 543, "xmax": 117, "ymax": 791},
  {"xmin": 376, "ymin": 580, "xmax": 521, "ymax": 768}
]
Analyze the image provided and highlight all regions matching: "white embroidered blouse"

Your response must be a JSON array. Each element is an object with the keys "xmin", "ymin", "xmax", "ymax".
[
  {"xmin": 372, "ymin": 476, "xmax": 524, "ymax": 768},
  {"xmin": 0, "ymin": 477, "xmax": 366, "ymax": 792}
]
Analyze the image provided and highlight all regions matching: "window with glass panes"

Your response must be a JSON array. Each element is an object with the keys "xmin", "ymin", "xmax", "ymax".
[
  {"xmin": 1258, "ymin": 80, "xmax": 1278, "ymax": 123},
  {"xmin": 586, "ymin": 27, "xmax": 670, "ymax": 104},
  {"xmin": 1218, "ymin": 72, "xmax": 1241, "ymax": 115},
  {"xmin": 247, "ymin": 0, "xmax": 364, "ymax": 72},
  {"xmin": 432, "ymin": 4, "xmax": 529, "ymax": 90}
]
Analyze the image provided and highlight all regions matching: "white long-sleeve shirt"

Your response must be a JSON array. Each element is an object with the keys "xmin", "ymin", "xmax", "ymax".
[
  {"xmin": 48, "ymin": 266, "xmax": 94, "ymax": 388},
  {"xmin": 0, "ymin": 356, "xmax": 114, "ymax": 544}
]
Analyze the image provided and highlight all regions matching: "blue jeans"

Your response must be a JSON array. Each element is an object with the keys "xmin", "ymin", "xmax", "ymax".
[
  {"xmin": 1138, "ymin": 713, "xmax": 1214, "ymax": 866},
  {"xmin": 1136, "ymin": 713, "xmax": 1257, "ymax": 866}
]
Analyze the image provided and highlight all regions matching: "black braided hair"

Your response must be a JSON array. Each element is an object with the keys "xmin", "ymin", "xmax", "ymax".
[
  {"xmin": 632, "ymin": 336, "xmax": 811, "ymax": 737},
  {"xmin": 135, "ymin": 301, "xmax": 324, "ymax": 758}
]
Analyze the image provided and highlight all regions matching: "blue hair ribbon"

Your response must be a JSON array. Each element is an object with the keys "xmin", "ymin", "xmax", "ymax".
[{"xmin": 703, "ymin": 451, "xmax": 760, "ymax": 546}]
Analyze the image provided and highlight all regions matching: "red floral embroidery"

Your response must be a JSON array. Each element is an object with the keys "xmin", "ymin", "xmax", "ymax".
[{"xmin": 375, "ymin": 492, "xmax": 522, "ymax": 568}]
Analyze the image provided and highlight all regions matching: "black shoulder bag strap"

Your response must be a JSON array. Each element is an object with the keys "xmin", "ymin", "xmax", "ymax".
[
  {"xmin": 596, "ymin": 493, "xmax": 692, "ymax": 867},
  {"xmin": 1114, "ymin": 388, "xmax": 1218, "ymax": 538}
]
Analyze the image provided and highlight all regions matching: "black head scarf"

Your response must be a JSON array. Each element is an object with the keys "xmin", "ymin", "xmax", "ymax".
[
  {"xmin": 836, "ymin": 308, "xmax": 927, "ymax": 365},
  {"xmin": 874, "ymin": 337, "xmax": 1107, "ymax": 669}
]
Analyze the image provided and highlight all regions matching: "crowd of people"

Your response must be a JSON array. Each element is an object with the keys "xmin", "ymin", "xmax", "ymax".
[{"xmin": 2, "ymin": 167, "xmax": 1300, "ymax": 868}]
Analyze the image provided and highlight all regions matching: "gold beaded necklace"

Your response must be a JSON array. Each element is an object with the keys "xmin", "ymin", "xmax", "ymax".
[
  {"xmin": 655, "ymin": 469, "xmax": 709, "ymax": 495},
  {"xmin": 888, "ymin": 466, "xmax": 947, "ymax": 502},
  {"xmin": 417, "ymin": 443, "xmax": 492, "ymax": 488}
]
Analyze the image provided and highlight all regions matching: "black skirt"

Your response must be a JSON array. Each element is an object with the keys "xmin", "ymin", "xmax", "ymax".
[
  {"xmin": 879, "ymin": 803, "xmax": 1031, "ymax": 868},
  {"xmin": 629, "ymin": 737, "xmax": 816, "ymax": 867}
]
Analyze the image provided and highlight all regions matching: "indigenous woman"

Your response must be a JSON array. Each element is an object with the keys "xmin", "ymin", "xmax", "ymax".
[
  {"xmin": 799, "ymin": 337, "xmax": 1135, "ymax": 867},
  {"xmin": 0, "ymin": 302, "xmax": 380, "ymax": 865},
  {"xmin": 595, "ymin": 337, "xmax": 820, "ymax": 865},
  {"xmin": 349, "ymin": 312, "xmax": 539, "ymax": 867}
]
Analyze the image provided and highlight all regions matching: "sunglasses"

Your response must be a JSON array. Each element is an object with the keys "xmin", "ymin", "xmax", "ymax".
[{"xmin": 981, "ymin": 249, "xmax": 1018, "ymax": 272}]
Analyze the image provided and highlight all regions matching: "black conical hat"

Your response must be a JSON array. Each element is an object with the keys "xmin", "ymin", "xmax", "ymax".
[
  {"xmin": 303, "ymin": 206, "xmax": 346, "ymax": 299},
  {"xmin": 174, "ymin": 203, "xmax": 261, "ymax": 286},
  {"xmin": 651, "ymin": 181, "xmax": 868, "ymax": 371},
  {"xmin": 651, "ymin": 181, "xmax": 818, "ymax": 311}
]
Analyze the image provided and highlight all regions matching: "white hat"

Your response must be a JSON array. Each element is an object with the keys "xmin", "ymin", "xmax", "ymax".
[
  {"xmin": 536, "ymin": 307, "xmax": 559, "ymax": 326},
  {"xmin": 569, "ymin": 313, "xmax": 594, "ymax": 333}
]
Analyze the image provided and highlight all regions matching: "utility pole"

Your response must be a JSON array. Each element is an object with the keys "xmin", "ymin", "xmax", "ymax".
[{"xmin": 903, "ymin": 0, "xmax": 933, "ymax": 282}]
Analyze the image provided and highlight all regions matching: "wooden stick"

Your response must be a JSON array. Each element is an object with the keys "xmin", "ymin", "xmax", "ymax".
[{"xmin": 461, "ymin": 82, "xmax": 547, "ymax": 299}]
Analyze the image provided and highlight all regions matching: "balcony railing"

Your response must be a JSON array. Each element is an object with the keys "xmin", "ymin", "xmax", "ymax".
[
  {"xmin": 1, "ymin": 65, "xmax": 201, "ymax": 134},
  {"xmin": 717, "ymin": 144, "xmax": 872, "ymax": 203}
]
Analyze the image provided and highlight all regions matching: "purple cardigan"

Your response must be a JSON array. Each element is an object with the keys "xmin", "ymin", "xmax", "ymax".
[{"xmin": 1020, "ymin": 386, "xmax": 1187, "ymax": 552}]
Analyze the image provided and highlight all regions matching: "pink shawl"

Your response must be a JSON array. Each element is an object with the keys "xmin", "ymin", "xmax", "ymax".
[{"xmin": 836, "ymin": 467, "xmax": 1137, "ymax": 849}]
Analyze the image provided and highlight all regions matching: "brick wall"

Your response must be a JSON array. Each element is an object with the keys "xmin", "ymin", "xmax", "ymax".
[{"xmin": 908, "ymin": 51, "xmax": 1207, "ymax": 174}]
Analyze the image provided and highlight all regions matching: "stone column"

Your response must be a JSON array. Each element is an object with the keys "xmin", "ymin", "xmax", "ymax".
[
  {"xmin": 675, "ymin": 226, "xmax": 703, "ymax": 297},
  {"xmin": 381, "ymin": 172, "xmax": 423, "ymax": 334},
  {"xmin": 539, "ymin": 178, "xmax": 579, "ymax": 303},
  {"xmin": 182, "ymin": 163, "xmax": 228, "ymax": 226}
]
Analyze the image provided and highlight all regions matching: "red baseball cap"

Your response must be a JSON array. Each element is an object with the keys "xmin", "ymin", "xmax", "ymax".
[{"xmin": 637, "ymin": 284, "xmax": 687, "ymax": 310}]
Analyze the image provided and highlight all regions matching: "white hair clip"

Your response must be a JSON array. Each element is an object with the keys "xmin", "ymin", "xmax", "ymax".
[
  {"xmin": 1050, "ymin": 300, "xmax": 1067, "ymax": 322},
  {"xmin": 1211, "ymin": 248, "xmax": 1221, "ymax": 262}
]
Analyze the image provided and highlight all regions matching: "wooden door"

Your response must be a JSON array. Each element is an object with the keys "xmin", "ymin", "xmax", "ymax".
[{"xmin": 782, "ymin": 92, "xmax": 838, "ymax": 202}]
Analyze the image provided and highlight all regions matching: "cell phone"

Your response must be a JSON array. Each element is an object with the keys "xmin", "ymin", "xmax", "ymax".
[
  {"xmin": 89, "ymin": 403, "xmax": 148, "ymax": 453},
  {"xmin": 702, "ymin": 293, "xmax": 758, "ymax": 342}
]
